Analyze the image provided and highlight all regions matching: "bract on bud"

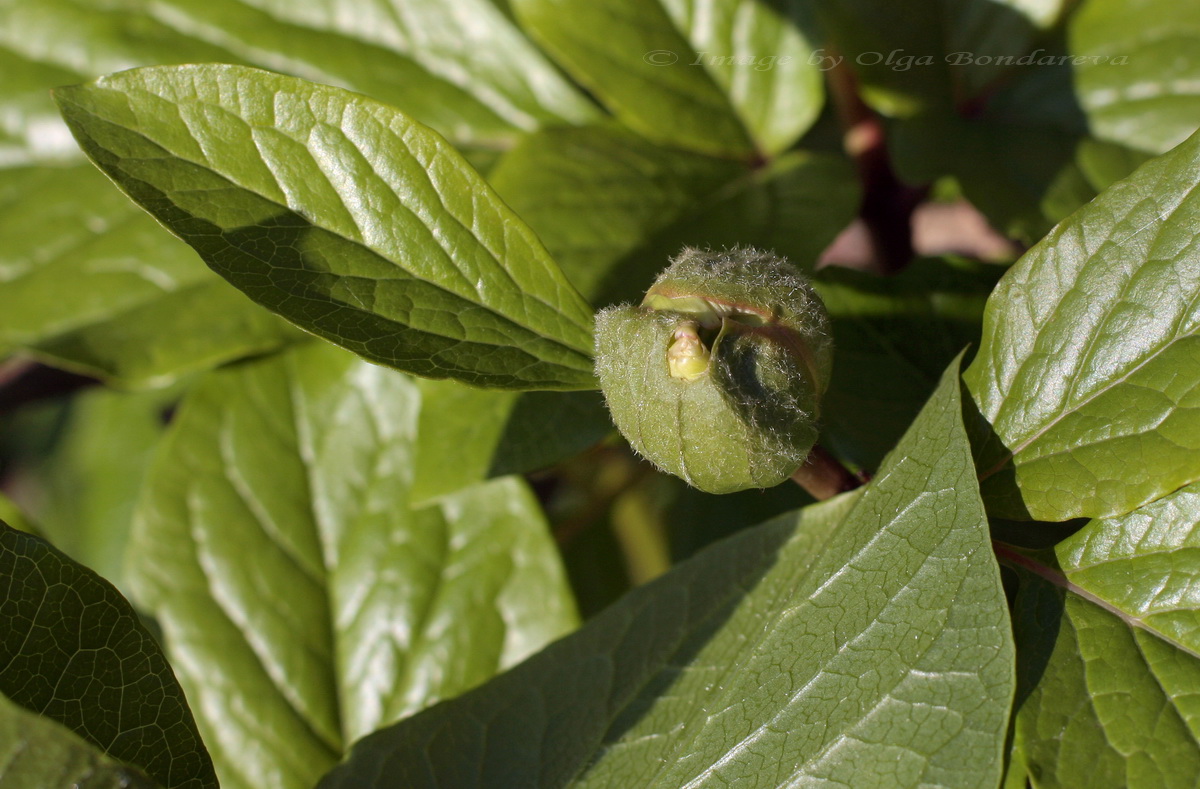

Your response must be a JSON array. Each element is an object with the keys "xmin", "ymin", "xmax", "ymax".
[{"xmin": 595, "ymin": 247, "xmax": 833, "ymax": 494}]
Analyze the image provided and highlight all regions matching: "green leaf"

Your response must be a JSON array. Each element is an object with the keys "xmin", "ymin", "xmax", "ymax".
[
  {"xmin": 1005, "ymin": 482, "xmax": 1200, "ymax": 784},
  {"xmin": 890, "ymin": 74, "xmax": 1154, "ymax": 243},
  {"xmin": 0, "ymin": 521, "xmax": 216, "ymax": 789},
  {"xmin": 964, "ymin": 127, "xmax": 1200, "ymax": 521},
  {"xmin": 0, "ymin": 493, "xmax": 36, "ymax": 536},
  {"xmin": 0, "ymin": 0, "xmax": 235, "ymax": 167},
  {"xmin": 1005, "ymin": 537, "xmax": 1200, "ymax": 787},
  {"xmin": 15, "ymin": 384, "xmax": 180, "ymax": 587},
  {"xmin": 0, "ymin": 692, "xmax": 158, "ymax": 789},
  {"xmin": 490, "ymin": 125, "xmax": 745, "ymax": 302},
  {"xmin": 513, "ymin": 0, "xmax": 822, "ymax": 156},
  {"xmin": 54, "ymin": 64, "xmax": 598, "ymax": 390},
  {"xmin": 490, "ymin": 125, "xmax": 859, "ymax": 306},
  {"xmin": 2, "ymin": 0, "xmax": 599, "ymax": 383},
  {"xmin": 0, "ymin": 164, "xmax": 301, "ymax": 386},
  {"xmin": 411, "ymin": 381, "xmax": 610, "ymax": 504},
  {"xmin": 318, "ymin": 358, "xmax": 1015, "ymax": 789},
  {"xmin": 814, "ymin": 257, "xmax": 1002, "ymax": 471},
  {"xmin": 650, "ymin": 0, "xmax": 824, "ymax": 153},
  {"xmin": 891, "ymin": 114, "xmax": 1089, "ymax": 244},
  {"xmin": 1059, "ymin": 480, "xmax": 1200, "ymax": 662},
  {"xmin": 1070, "ymin": 0, "xmax": 1200, "ymax": 155},
  {"xmin": 141, "ymin": 0, "xmax": 600, "ymax": 145},
  {"xmin": 0, "ymin": 0, "xmax": 595, "ymax": 160},
  {"xmin": 127, "ymin": 343, "xmax": 579, "ymax": 789},
  {"xmin": 511, "ymin": 0, "xmax": 748, "ymax": 156}
]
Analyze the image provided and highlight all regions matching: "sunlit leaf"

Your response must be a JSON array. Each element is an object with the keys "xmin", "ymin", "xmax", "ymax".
[{"xmin": 127, "ymin": 343, "xmax": 578, "ymax": 789}]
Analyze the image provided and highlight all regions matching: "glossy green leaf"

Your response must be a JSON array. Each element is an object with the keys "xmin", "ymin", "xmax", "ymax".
[
  {"xmin": 814, "ymin": 257, "xmax": 1001, "ymax": 471},
  {"xmin": 1005, "ymin": 545, "xmax": 1200, "ymax": 787},
  {"xmin": 0, "ymin": 164, "xmax": 300, "ymax": 386},
  {"xmin": 55, "ymin": 64, "xmax": 598, "ymax": 390},
  {"xmin": 965, "ymin": 127, "xmax": 1200, "ymax": 520},
  {"xmin": 0, "ymin": 692, "xmax": 158, "ymax": 789},
  {"xmin": 411, "ymin": 381, "xmax": 610, "ymax": 503},
  {"xmin": 0, "ymin": 521, "xmax": 216, "ymax": 789},
  {"xmin": 1006, "ymin": 481, "xmax": 1200, "ymax": 785},
  {"xmin": 0, "ymin": 0, "xmax": 595, "ymax": 161},
  {"xmin": 1071, "ymin": 0, "xmax": 1200, "ymax": 155},
  {"xmin": 2, "ymin": 0, "xmax": 597, "ymax": 383},
  {"xmin": 511, "ymin": 0, "xmax": 748, "ymax": 155},
  {"xmin": 318, "ymin": 358, "xmax": 1015, "ymax": 789},
  {"xmin": 514, "ymin": 0, "xmax": 812, "ymax": 156},
  {"xmin": 1058, "ymin": 480, "xmax": 1200, "ymax": 664},
  {"xmin": 0, "ymin": 0, "xmax": 233, "ymax": 168},
  {"xmin": 141, "ymin": 0, "xmax": 599, "ymax": 144},
  {"xmin": 490, "ymin": 126, "xmax": 859, "ymax": 306},
  {"xmin": 127, "ymin": 343, "xmax": 579, "ymax": 789},
  {"xmin": 651, "ymin": 0, "xmax": 823, "ymax": 153}
]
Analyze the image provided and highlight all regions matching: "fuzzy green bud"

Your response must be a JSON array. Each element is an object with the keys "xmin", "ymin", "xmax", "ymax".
[{"xmin": 595, "ymin": 247, "xmax": 833, "ymax": 494}]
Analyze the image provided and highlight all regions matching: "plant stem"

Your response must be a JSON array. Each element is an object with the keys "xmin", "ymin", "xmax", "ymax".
[
  {"xmin": 790, "ymin": 445, "xmax": 862, "ymax": 500},
  {"xmin": 825, "ymin": 55, "xmax": 927, "ymax": 274}
]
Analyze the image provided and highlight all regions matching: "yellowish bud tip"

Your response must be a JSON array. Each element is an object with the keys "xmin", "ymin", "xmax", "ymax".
[{"xmin": 667, "ymin": 321, "xmax": 710, "ymax": 381}]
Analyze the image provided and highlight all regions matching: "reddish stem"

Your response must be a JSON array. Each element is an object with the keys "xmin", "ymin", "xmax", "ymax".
[{"xmin": 791, "ymin": 445, "xmax": 863, "ymax": 500}]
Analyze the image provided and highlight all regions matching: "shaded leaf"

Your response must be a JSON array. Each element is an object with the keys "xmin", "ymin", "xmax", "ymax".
[
  {"xmin": 14, "ymin": 383, "xmax": 180, "ymax": 587},
  {"xmin": 318, "ymin": 358, "xmax": 1014, "ymax": 789},
  {"xmin": 127, "ymin": 343, "xmax": 578, "ymax": 789},
  {"xmin": 490, "ymin": 125, "xmax": 745, "ymax": 302},
  {"xmin": 0, "ymin": 521, "xmax": 216, "ymax": 789},
  {"xmin": 815, "ymin": 256, "xmax": 1002, "ymax": 471},
  {"xmin": 411, "ymin": 381, "xmax": 610, "ymax": 504},
  {"xmin": 0, "ymin": 164, "xmax": 300, "ymax": 386},
  {"xmin": 891, "ymin": 113, "xmax": 1114, "ymax": 244},
  {"xmin": 815, "ymin": 0, "xmax": 1066, "ymax": 117},
  {"xmin": 55, "ymin": 64, "xmax": 597, "ymax": 390},
  {"xmin": 890, "ymin": 60, "xmax": 1154, "ymax": 242},
  {"xmin": 964, "ymin": 127, "xmax": 1200, "ymax": 520},
  {"xmin": 0, "ymin": 692, "xmax": 158, "ymax": 789},
  {"xmin": 596, "ymin": 149, "xmax": 859, "ymax": 305}
]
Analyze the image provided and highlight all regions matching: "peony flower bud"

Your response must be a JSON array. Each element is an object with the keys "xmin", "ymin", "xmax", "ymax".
[{"xmin": 595, "ymin": 247, "xmax": 833, "ymax": 494}]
